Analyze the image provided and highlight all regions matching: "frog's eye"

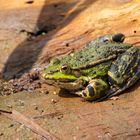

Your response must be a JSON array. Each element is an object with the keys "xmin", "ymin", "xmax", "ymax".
[
  {"xmin": 103, "ymin": 37, "xmax": 110, "ymax": 42},
  {"xmin": 61, "ymin": 65, "xmax": 68, "ymax": 70},
  {"xmin": 60, "ymin": 64, "xmax": 71, "ymax": 74}
]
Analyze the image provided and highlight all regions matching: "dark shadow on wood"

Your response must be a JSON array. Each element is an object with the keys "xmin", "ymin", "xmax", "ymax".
[
  {"xmin": 2, "ymin": 0, "xmax": 96, "ymax": 80},
  {"xmin": 58, "ymin": 89, "xmax": 79, "ymax": 98}
]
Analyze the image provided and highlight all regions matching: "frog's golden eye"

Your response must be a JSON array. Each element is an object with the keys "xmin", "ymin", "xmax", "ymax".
[
  {"xmin": 103, "ymin": 37, "xmax": 109, "ymax": 42},
  {"xmin": 61, "ymin": 65, "xmax": 68, "ymax": 70},
  {"xmin": 60, "ymin": 64, "xmax": 71, "ymax": 74}
]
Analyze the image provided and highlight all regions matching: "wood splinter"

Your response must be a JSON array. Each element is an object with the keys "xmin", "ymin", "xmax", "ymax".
[{"xmin": 0, "ymin": 109, "xmax": 58, "ymax": 140}]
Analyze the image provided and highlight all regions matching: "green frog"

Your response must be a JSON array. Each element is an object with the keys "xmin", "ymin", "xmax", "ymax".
[{"xmin": 42, "ymin": 33, "xmax": 140, "ymax": 101}]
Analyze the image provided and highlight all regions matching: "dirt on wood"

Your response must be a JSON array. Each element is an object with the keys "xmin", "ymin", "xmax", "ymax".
[{"xmin": 0, "ymin": 0, "xmax": 140, "ymax": 140}]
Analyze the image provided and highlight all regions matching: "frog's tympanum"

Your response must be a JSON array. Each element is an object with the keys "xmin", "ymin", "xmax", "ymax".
[{"xmin": 42, "ymin": 33, "xmax": 140, "ymax": 101}]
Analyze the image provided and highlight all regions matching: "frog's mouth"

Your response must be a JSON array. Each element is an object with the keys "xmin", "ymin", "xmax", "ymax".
[{"xmin": 43, "ymin": 73, "xmax": 87, "ymax": 91}]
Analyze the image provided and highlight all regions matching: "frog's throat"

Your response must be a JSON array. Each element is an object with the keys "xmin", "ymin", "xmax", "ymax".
[{"xmin": 45, "ymin": 79, "xmax": 87, "ymax": 91}]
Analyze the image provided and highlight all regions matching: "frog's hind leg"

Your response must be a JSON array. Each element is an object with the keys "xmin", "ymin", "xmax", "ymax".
[
  {"xmin": 108, "ymin": 72, "xmax": 140, "ymax": 99},
  {"xmin": 107, "ymin": 47, "xmax": 140, "ymax": 99},
  {"xmin": 94, "ymin": 47, "xmax": 140, "ymax": 102}
]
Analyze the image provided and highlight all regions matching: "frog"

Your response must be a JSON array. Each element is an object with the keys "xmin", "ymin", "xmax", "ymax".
[{"xmin": 42, "ymin": 33, "xmax": 140, "ymax": 101}]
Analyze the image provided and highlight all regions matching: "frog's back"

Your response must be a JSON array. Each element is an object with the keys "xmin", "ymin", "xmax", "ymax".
[{"xmin": 60, "ymin": 42, "xmax": 132, "ymax": 68}]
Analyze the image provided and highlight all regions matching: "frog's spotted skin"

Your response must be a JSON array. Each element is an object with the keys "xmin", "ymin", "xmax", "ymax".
[
  {"xmin": 42, "ymin": 33, "xmax": 140, "ymax": 101},
  {"xmin": 109, "ymin": 47, "xmax": 139, "ymax": 86},
  {"xmin": 95, "ymin": 47, "xmax": 140, "ymax": 102},
  {"xmin": 51, "ymin": 43, "xmax": 131, "ymax": 68}
]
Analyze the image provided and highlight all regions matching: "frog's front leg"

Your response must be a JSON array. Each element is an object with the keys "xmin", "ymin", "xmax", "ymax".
[{"xmin": 76, "ymin": 79, "xmax": 109, "ymax": 101}]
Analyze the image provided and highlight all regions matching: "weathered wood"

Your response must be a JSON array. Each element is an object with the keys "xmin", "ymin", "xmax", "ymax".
[{"xmin": 0, "ymin": 109, "xmax": 58, "ymax": 140}]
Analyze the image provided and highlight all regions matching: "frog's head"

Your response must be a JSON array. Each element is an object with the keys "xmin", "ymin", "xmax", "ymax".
[
  {"xmin": 42, "ymin": 58, "xmax": 84, "ymax": 90},
  {"xmin": 80, "ymin": 79, "xmax": 109, "ymax": 101}
]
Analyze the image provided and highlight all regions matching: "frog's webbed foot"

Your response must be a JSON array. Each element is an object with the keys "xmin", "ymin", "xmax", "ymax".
[{"xmin": 107, "ymin": 47, "xmax": 140, "ymax": 99}]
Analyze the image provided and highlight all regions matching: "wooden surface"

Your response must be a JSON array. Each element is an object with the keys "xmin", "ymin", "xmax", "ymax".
[{"xmin": 0, "ymin": 0, "xmax": 140, "ymax": 139}]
